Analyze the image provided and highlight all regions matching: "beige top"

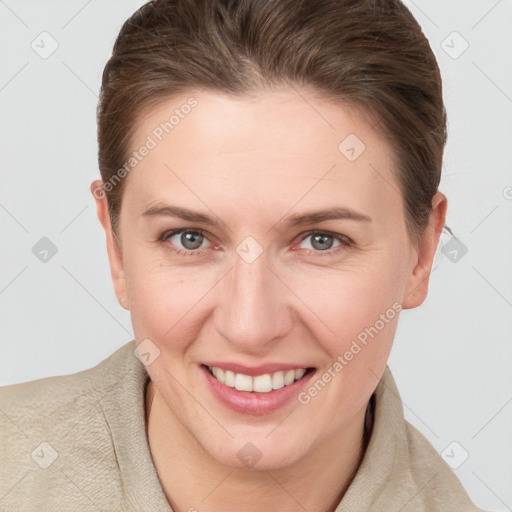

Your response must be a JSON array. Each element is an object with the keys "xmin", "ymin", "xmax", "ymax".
[{"xmin": 0, "ymin": 340, "xmax": 486, "ymax": 511}]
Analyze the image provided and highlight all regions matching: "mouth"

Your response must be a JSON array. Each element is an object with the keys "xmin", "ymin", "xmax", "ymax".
[{"xmin": 203, "ymin": 365, "xmax": 315, "ymax": 393}]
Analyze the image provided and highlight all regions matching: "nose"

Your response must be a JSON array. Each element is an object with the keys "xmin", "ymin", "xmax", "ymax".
[{"xmin": 213, "ymin": 251, "xmax": 293, "ymax": 354}]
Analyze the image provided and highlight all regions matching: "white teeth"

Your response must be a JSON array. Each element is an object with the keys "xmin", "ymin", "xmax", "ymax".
[
  {"xmin": 215, "ymin": 367, "xmax": 225, "ymax": 384},
  {"xmin": 224, "ymin": 370, "xmax": 235, "ymax": 388},
  {"xmin": 284, "ymin": 370, "xmax": 295, "ymax": 386},
  {"xmin": 253, "ymin": 374, "xmax": 273, "ymax": 393},
  {"xmin": 294, "ymin": 368, "xmax": 306, "ymax": 380},
  {"xmin": 208, "ymin": 366, "xmax": 309, "ymax": 393},
  {"xmin": 272, "ymin": 371, "xmax": 285, "ymax": 390},
  {"xmin": 235, "ymin": 373, "xmax": 253, "ymax": 392}
]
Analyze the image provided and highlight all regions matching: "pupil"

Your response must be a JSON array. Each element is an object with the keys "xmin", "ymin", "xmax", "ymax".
[
  {"xmin": 181, "ymin": 231, "xmax": 203, "ymax": 250},
  {"xmin": 312, "ymin": 234, "xmax": 333, "ymax": 250}
]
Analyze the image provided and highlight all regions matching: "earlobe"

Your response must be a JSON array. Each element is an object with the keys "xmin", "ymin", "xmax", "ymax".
[
  {"xmin": 90, "ymin": 180, "xmax": 130, "ymax": 310},
  {"xmin": 401, "ymin": 191, "xmax": 448, "ymax": 310}
]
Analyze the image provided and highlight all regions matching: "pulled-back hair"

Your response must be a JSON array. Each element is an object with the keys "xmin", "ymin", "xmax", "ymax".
[{"xmin": 97, "ymin": 0, "xmax": 447, "ymax": 244}]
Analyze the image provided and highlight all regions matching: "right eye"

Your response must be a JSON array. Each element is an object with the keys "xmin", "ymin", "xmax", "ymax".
[{"xmin": 160, "ymin": 229, "xmax": 212, "ymax": 255}]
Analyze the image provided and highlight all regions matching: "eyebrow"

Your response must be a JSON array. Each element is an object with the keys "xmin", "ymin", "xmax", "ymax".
[
  {"xmin": 141, "ymin": 204, "xmax": 372, "ymax": 227},
  {"xmin": 142, "ymin": 204, "xmax": 219, "ymax": 226}
]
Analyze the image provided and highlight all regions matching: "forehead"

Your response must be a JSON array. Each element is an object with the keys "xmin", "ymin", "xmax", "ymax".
[{"xmin": 122, "ymin": 87, "xmax": 402, "ymax": 228}]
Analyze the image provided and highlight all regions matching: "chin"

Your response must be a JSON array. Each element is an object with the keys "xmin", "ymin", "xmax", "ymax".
[{"xmin": 200, "ymin": 432, "xmax": 311, "ymax": 471}]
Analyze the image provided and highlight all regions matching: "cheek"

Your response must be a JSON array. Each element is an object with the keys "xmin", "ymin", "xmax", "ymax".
[
  {"xmin": 290, "ymin": 252, "xmax": 407, "ymax": 362},
  {"xmin": 125, "ymin": 257, "xmax": 218, "ymax": 348},
  {"xmin": 292, "ymin": 259, "xmax": 406, "ymax": 427}
]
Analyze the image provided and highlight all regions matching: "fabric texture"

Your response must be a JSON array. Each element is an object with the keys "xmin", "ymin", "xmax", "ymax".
[{"xmin": 0, "ymin": 340, "xmax": 486, "ymax": 511}]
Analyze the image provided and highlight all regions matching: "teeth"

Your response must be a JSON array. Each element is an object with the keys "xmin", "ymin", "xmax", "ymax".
[
  {"xmin": 215, "ymin": 367, "xmax": 225, "ymax": 384},
  {"xmin": 235, "ymin": 373, "xmax": 253, "ymax": 392},
  {"xmin": 294, "ymin": 368, "xmax": 306, "ymax": 380},
  {"xmin": 284, "ymin": 370, "xmax": 296, "ymax": 386},
  {"xmin": 272, "ymin": 371, "xmax": 284, "ymax": 390},
  {"xmin": 208, "ymin": 366, "xmax": 308, "ymax": 393},
  {"xmin": 224, "ymin": 370, "xmax": 235, "ymax": 387},
  {"xmin": 253, "ymin": 374, "xmax": 273, "ymax": 393}
]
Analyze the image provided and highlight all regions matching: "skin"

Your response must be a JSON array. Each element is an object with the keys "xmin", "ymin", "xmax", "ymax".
[{"xmin": 91, "ymin": 86, "xmax": 447, "ymax": 512}]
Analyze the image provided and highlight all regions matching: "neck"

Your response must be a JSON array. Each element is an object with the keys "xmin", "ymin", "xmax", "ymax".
[{"xmin": 145, "ymin": 380, "xmax": 369, "ymax": 512}]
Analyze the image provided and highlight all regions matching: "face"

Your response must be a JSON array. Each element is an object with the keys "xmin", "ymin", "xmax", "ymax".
[{"xmin": 93, "ymin": 86, "xmax": 445, "ymax": 470}]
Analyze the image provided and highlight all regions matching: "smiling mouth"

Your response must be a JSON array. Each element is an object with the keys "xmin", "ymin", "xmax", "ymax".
[{"xmin": 203, "ymin": 365, "xmax": 315, "ymax": 393}]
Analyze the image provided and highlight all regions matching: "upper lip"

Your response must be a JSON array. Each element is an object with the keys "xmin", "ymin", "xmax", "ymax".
[{"xmin": 202, "ymin": 362, "xmax": 313, "ymax": 376}]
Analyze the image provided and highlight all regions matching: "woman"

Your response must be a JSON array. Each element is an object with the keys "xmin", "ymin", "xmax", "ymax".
[{"xmin": 0, "ymin": 0, "xmax": 486, "ymax": 510}]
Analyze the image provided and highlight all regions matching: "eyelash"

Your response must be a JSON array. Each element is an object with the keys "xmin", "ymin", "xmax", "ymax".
[{"xmin": 159, "ymin": 228, "xmax": 353, "ymax": 257}]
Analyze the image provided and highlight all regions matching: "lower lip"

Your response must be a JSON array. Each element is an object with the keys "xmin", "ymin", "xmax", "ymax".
[{"xmin": 201, "ymin": 366, "xmax": 315, "ymax": 415}]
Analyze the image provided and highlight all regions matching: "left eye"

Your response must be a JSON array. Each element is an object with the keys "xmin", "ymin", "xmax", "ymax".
[
  {"xmin": 298, "ymin": 232, "xmax": 343, "ymax": 252},
  {"xmin": 165, "ymin": 230, "xmax": 210, "ymax": 251}
]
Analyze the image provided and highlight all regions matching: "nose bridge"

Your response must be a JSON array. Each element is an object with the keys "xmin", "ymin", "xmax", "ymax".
[{"xmin": 216, "ymin": 251, "xmax": 289, "ymax": 352}]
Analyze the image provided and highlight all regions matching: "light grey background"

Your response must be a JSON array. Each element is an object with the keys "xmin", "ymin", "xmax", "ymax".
[{"xmin": 1, "ymin": 1, "xmax": 511, "ymax": 510}]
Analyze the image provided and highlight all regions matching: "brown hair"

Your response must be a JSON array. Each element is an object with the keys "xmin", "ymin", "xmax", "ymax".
[{"xmin": 97, "ymin": 0, "xmax": 447, "ymax": 244}]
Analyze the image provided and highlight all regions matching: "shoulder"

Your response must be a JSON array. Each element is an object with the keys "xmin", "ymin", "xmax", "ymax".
[
  {"xmin": 0, "ymin": 341, "xmax": 137, "ymax": 437},
  {"xmin": 0, "ymin": 341, "xmax": 133, "ymax": 408},
  {"xmin": 382, "ymin": 367, "xmax": 489, "ymax": 512},
  {"xmin": 403, "ymin": 419, "xmax": 488, "ymax": 511},
  {"xmin": 0, "ymin": 340, "xmax": 144, "ymax": 510},
  {"xmin": 343, "ymin": 366, "xmax": 489, "ymax": 512}
]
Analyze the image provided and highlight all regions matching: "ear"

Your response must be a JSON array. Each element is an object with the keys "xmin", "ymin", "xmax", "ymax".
[
  {"xmin": 401, "ymin": 190, "xmax": 448, "ymax": 309},
  {"xmin": 90, "ymin": 180, "xmax": 129, "ymax": 310}
]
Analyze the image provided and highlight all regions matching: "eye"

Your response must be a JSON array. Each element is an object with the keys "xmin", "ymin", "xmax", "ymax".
[
  {"xmin": 296, "ymin": 231, "xmax": 351, "ymax": 254},
  {"xmin": 161, "ymin": 229, "xmax": 211, "ymax": 254},
  {"xmin": 159, "ymin": 228, "xmax": 352, "ymax": 257}
]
